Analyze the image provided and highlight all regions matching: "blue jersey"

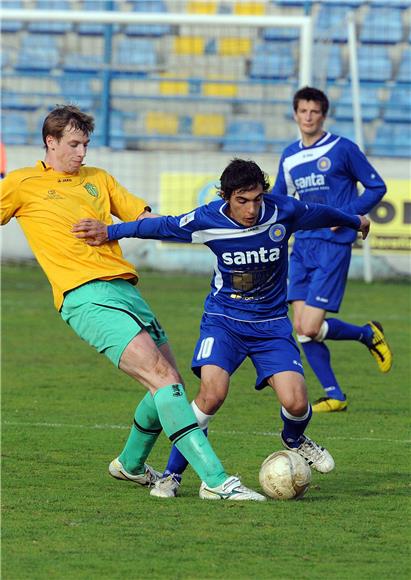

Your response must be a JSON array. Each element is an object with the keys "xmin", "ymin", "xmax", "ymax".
[
  {"xmin": 272, "ymin": 132, "xmax": 386, "ymax": 244},
  {"xmin": 108, "ymin": 194, "xmax": 360, "ymax": 322}
]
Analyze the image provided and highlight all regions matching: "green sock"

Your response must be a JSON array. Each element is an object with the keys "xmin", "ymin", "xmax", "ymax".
[
  {"xmin": 119, "ymin": 392, "xmax": 162, "ymax": 474},
  {"xmin": 154, "ymin": 384, "xmax": 227, "ymax": 488}
]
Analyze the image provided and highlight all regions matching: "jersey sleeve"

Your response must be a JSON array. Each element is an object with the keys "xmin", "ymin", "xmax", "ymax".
[
  {"xmin": 291, "ymin": 197, "xmax": 361, "ymax": 232},
  {"xmin": 0, "ymin": 172, "xmax": 21, "ymax": 225},
  {"xmin": 271, "ymin": 153, "xmax": 289, "ymax": 196},
  {"xmin": 340, "ymin": 142, "xmax": 386, "ymax": 215},
  {"xmin": 106, "ymin": 172, "xmax": 149, "ymax": 221},
  {"xmin": 108, "ymin": 208, "xmax": 202, "ymax": 243}
]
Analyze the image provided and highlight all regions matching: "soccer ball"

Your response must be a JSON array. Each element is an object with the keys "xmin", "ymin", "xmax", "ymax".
[{"xmin": 259, "ymin": 450, "xmax": 311, "ymax": 500}]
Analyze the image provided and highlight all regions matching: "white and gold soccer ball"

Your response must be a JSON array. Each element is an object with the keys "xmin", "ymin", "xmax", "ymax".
[{"xmin": 259, "ymin": 450, "xmax": 311, "ymax": 500}]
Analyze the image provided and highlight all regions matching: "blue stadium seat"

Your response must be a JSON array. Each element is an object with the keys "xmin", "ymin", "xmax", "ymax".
[
  {"xmin": 384, "ymin": 86, "xmax": 411, "ymax": 123},
  {"xmin": 359, "ymin": 7, "xmax": 403, "ymax": 45},
  {"xmin": 59, "ymin": 77, "xmax": 96, "ymax": 110},
  {"xmin": 370, "ymin": 124, "xmax": 411, "ymax": 157},
  {"xmin": 63, "ymin": 54, "xmax": 104, "ymax": 74},
  {"xmin": 28, "ymin": 1, "xmax": 72, "ymax": 34},
  {"xmin": 334, "ymin": 86, "xmax": 380, "ymax": 122},
  {"xmin": 328, "ymin": 121, "xmax": 357, "ymax": 143},
  {"xmin": 1, "ymin": 92, "xmax": 39, "ymax": 111},
  {"xmin": 78, "ymin": 1, "xmax": 118, "ymax": 35},
  {"xmin": 263, "ymin": 27, "xmax": 299, "ymax": 42},
  {"xmin": 313, "ymin": 43, "xmax": 343, "ymax": 80},
  {"xmin": 357, "ymin": 46, "xmax": 392, "ymax": 83},
  {"xmin": 315, "ymin": 5, "xmax": 352, "ymax": 43},
  {"xmin": 1, "ymin": 112, "xmax": 30, "ymax": 145},
  {"xmin": 222, "ymin": 120, "xmax": 267, "ymax": 153},
  {"xmin": 249, "ymin": 45, "xmax": 295, "ymax": 79},
  {"xmin": 93, "ymin": 110, "xmax": 131, "ymax": 149},
  {"xmin": 1, "ymin": 0, "xmax": 24, "ymax": 33},
  {"xmin": 124, "ymin": 0, "xmax": 171, "ymax": 37},
  {"xmin": 397, "ymin": 47, "xmax": 411, "ymax": 83},
  {"xmin": 113, "ymin": 38, "xmax": 157, "ymax": 71},
  {"xmin": 15, "ymin": 35, "xmax": 60, "ymax": 72}
]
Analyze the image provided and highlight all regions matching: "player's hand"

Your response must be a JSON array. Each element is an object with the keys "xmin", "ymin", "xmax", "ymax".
[
  {"xmin": 357, "ymin": 215, "xmax": 370, "ymax": 240},
  {"xmin": 72, "ymin": 219, "xmax": 109, "ymax": 245}
]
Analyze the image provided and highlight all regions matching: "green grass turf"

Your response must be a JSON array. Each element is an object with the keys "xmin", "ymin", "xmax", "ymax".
[{"xmin": 1, "ymin": 263, "xmax": 410, "ymax": 579}]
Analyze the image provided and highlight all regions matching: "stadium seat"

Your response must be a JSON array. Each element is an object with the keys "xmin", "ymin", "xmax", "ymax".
[
  {"xmin": 328, "ymin": 121, "xmax": 357, "ymax": 143},
  {"xmin": 28, "ymin": 1, "xmax": 72, "ymax": 34},
  {"xmin": 249, "ymin": 45, "xmax": 295, "ymax": 79},
  {"xmin": 217, "ymin": 38, "xmax": 252, "ymax": 57},
  {"xmin": 370, "ymin": 124, "xmax": 411, "ymax": 157},
  {"xmin": 1, "ymin": 92, "xmax": 39, "ymax": 112},
  {"xmin": 313, "ymin": 43, "xmax": 344, "ymax": 80},
  {"xmin": 233, "ymin": 2, "xmax": 265, "ymax": 15},
  {"xmin": 78, "ymin": 0, "xmax": 118, "ymax": 35},
  {"xmin": 186, "ymin": 1, "xmax": 217, "ymax": 14},
  {"xmin": 146, "ymin": 112, "xmax": 179, "ymax": 135},
  {"xmin": 315, "ymin": 5, "xmax": 352, "ymax": 43},
  {"xmin": 113, "ymin": 38, "xmax": 158, "ymax": 71},
  {"xmin": 1, "ymin": 0, "xmax": 23, "ymax": 33},
  {"xmin": 383, "ymin": 86, "xmax": 411, "ymax": 123},
  {"xmin": 173, "ymin": 36, "xmax": 206, "ymax": 55},
  {"xmin": 192, "ymin": 114, "xmax": 225, "ymax": 137},
  {"xmin": 263, "ymin": 27, "xmax": 300, "ymax": 42},
  {"xmin": 159, "ymin": 75, "xmax": 190, "ymax": 96},
  {"xmin": 59, "ymin": 77, "xmax": 96, "ymax": 110},
  {"xmin": 222, "ymin": 120, "xmax": 267, "ymax": 153},
  {"xmin": 15, "ymin": 35, "xmax": 60, "ymax": 72},
  {"xmin": 357, "ymin": 46, "xmax": 392, "ymax": 83},
  {"xmin": 359, "ymin": 7, "xmax": 403, "ymax": 45},
  {"xmin": 124, "ymin": 0, "xmax": 171, "ymax": 37},
  {"xmin": 1, "ymin": 112, "xmax": 30, "ymax": 145},
  {"xmin": 62, "ymin": 54, "xmax": 104, "ymax": 74},
  {"xmin": 334, "ymin": 86, "xmax": 380, "ymax": 122},
  {"xmin": 396, "ymin": 47, "xmax": 411, "ymax": 83},
  {"xmin": 202, "ymin": 78, "xmax": 238, "ymax": 98}
]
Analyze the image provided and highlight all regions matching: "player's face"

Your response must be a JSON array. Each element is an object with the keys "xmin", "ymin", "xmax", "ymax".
[
  {"xmin": 294, "ymin": 99, "xmax": 325, "ymax": 141},
  {"xmin": 46, "ymin": 124, "xmax": 90, "ymax": 174},
  {"xmin": 226, "ymin": 185, "xmax": 264, "ymax": 227}
]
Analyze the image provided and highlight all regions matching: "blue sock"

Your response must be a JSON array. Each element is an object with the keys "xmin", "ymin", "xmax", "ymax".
[
  {"xmin": 164, "ymin": 428, "xmax": 208, "ymax": 479},
  {"xmin": 326, "ymin": 318, "xmax": 373, "ymax": 344},
  {"xmin": 301, "ymin": 341, "xmax": 346, "ymax": 401},
  {"xmin": 281, "ymin": 405, "xmax": 312, "ymax": 447}
]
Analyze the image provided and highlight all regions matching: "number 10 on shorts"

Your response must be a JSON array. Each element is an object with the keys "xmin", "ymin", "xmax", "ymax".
[{"xmin": 196, "ymin": 337, "xmax": 215, "ymax": 360}]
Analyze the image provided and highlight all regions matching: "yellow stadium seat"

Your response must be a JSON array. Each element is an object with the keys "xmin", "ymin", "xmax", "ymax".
[
  {"xmin": 218, "ymin": 38, "xmax": 252, "ymax": 56},
  {"xmin": 174, "ymin": 36, "xmax": 205, "ymax": 55},
  {"xmin": 146, "ymin": 112, "xmax": 179, "ymax": 135},
  {"xmin": 233, "ymin": 2, "xmax": 265, "ymax": 15},
  {"xmin": 186, "ymin": 1, "xmax": 217, "ymax": 14},
  {"xmin": 192, "ymin": 114, "xmax": 225, "ymax": 137},
  {"xmin": 159, "ymin": 75, "xmax": 190, "ymax": 96},
  {"xmin": 203, "ymin": 81, "xmax": 238, "ymax": 98}
]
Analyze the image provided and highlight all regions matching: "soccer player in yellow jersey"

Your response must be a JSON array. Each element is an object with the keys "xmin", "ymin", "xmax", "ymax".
[{"xmin": 0, "ymin": 105, "xmax": 264, "ymax": 501}]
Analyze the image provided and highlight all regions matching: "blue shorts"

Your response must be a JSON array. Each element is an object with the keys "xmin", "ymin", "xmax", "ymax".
[
  {"xmin": 191, "ymin": 313, "xmax": 304, "ymax": 390},
  {"xmin": 287, "ymin": 238, "xmax": 352, "ymax": 313}
]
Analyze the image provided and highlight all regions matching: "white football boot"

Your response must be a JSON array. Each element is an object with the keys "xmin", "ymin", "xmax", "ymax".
[
  {"xmin": 282, "ymin": 435, "xmax": 335, "ymax": 473},
  {"xmin": 109, "ymin": 457, "xmax": 162, "ymax": 487},
  {"xmin": 150, "ymin": 474, "xmax": 181, "ymax": 498},
  {"xmin": 199, "ymin": 475, "xmax": 266, "ymax": 501}
]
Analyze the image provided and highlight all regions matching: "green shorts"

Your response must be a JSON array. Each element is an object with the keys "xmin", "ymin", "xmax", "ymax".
[{"xmin": 61, "ymin": 278, "xmax": 168, "ymax": 367}]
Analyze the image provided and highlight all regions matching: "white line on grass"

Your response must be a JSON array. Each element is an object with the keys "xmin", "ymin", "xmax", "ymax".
[{"xmin": 4, "ymin": 420, "xmax": 410, "ymax": 444}]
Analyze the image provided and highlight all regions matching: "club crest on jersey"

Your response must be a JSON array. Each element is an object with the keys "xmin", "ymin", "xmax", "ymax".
[
  {"xmin": 84, "ymin": 183, "xmax": 99, "ymax": 198},
  {"xmin": 317, "ymin": 156, "xmax": 331, "ymax": 172},
  {"xmin": 269, "ymin": 224, "xmax": 286, "ymax": 242}
]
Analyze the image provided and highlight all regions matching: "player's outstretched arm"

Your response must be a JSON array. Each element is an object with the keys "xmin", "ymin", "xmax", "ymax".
[{"xmin": 72, "ymin": 218, "xmax": 109, "ymax": 245}]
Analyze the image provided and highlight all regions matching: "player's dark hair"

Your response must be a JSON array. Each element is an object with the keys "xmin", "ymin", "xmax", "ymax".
[
  {"xmin": 219, "ymin": 158, "xmax": 270, "ymax": 200},
  {"xmin": 293, "ymin": 86, "xmax": 329, "ymax": 116},
  {"xmin": 42, "ymin": 105, "xmax": 95, "ymax": 149}
]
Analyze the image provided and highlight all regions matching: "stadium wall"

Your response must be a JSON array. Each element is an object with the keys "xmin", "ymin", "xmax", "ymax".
[{"xmin": 1, "ymin": 145, "xmax": 410, "ymax": 278}]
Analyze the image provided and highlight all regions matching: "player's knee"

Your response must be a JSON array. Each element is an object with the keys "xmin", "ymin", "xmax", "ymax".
[
  {"xmin": 299, "ymin": 321, "xmax": 328, "ymax": 342},
  {"xmin": 283, "ymin": 397, "xmax": 309, "ymax": 417}
]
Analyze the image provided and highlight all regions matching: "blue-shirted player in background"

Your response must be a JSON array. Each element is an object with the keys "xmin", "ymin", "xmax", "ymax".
[
  {"xmin": 74, "ymin": 159, "xmax": 370, "ymax": 499},
  {"xmin": 272, "ymin": 87, "xmax": 393, "ymax": 413}
]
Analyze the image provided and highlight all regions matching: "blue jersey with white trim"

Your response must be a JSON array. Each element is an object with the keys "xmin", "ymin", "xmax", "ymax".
[
  {"xmin": 272, "ymin": 132, "xmax": 386, "ymax": 244},
  {"xmin": 108, "ymin": 194, "xmax": 360, "ymax": 321}
]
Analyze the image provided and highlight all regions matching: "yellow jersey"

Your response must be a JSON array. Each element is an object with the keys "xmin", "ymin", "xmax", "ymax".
[{"xmin": 1, "ymin": 161, "xmax": 149, "ymax": 310}]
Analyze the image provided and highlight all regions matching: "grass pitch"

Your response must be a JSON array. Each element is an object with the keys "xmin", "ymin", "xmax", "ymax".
[{"xmin": 1, "ymin": 263, "xmax": 410, "ymax": 579}]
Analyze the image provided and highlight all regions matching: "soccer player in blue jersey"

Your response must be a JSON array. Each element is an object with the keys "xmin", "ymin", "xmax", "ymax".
[
  {"xmin": 74, "ymin": 158, "xmax": 370, "ymax": 499},
  {"xmin": 271, "ymin": 86, "xmax": 393, "ymax": 413}
]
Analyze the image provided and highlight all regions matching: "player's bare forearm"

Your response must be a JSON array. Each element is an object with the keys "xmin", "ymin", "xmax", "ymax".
[
  {"xmin": 72, "ymin": 218, "xmax": 109, "ymax": 245},
  {"xmin": 357, "ymin": 215, "xmax": 370, "ymax": 240}
]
